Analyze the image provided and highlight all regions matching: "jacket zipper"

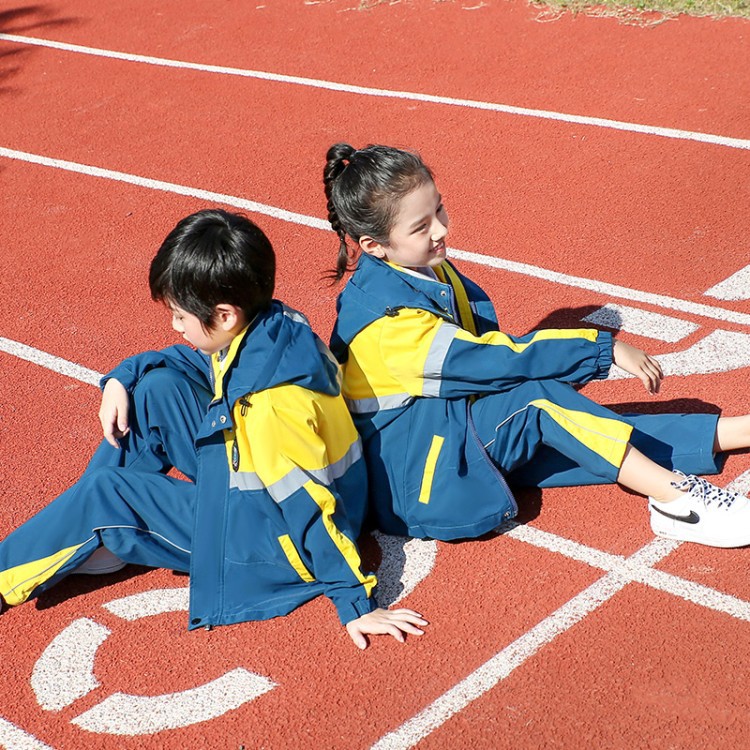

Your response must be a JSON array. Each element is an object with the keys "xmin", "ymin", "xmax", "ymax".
[{"xmin": 231, "ymin": 395, "xmax": 253, "ymax": 472}]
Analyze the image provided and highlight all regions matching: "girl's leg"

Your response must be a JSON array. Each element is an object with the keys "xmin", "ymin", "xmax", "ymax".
[
  {"xmin": 0, "ymin": 467, "xmax": 195, "ymax": 607},
  {"xmin": 472, "ymin": 379, "xmax": 718, "ymax": 488},
  {"xmin": 714, "ymin": 415, "xmax": 750, "ymax": 452},
  {"xmin": 472, "ymin": 380, "xmax": 750, "ymax": 547}
]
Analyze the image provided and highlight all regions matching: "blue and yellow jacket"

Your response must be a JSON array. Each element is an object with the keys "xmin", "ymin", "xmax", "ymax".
[
  {"xmin": 107, "ymin": 301, "xmax": 376, "ymax": 628},
  {"xmin": 330, "ymin": 254, "xmax": 614, "ymax": 540}
]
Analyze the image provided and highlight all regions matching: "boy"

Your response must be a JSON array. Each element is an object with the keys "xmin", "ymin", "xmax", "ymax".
[{"xmin": 0, "ymin": 209, "xmax": 426, "ymax": 649}]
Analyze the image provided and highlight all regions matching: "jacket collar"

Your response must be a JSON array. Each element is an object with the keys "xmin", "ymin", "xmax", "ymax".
[{"xmin": 211, "ymin": 300, "xmax": 340, "ymax": 404}]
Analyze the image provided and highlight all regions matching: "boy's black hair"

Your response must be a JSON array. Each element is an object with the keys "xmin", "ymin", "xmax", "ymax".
[
  {"xmin": 323, "ymin": 143, "xmax": 433, "ymax": 281},
  {"xmin": 149, "ymin": 209, "xmax": 276, "ymax": 328}
]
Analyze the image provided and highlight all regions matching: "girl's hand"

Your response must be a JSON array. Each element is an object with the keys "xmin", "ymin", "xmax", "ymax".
[
  {"xmin": 613, "ymin": 340, "xmax": 664, "ymax": 394},
  {"xmin": 99, "ymin": 378, "xmax": 130, "ymax": 448},
  {"xmin": 345, "ymin": 607, "xmax": 428, "ymax": 650}
]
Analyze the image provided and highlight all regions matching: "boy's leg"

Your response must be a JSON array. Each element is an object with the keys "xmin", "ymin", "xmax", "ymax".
[
  {"xmin": 471, "ymin": 380, "xmax": 719, "ymax": 487},
  {"xmin": 70, "ymin": 367, "xmax": 210, "ymax": 576},
  {"xmin": 87, "ymin": 367, "xmax": 212, "ymax": 481},
  {"xmin": 0, "ymin": 467, "xmax": 194, "ymax": 607}
]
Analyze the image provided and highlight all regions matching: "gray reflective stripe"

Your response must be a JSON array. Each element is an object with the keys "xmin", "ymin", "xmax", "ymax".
[
  {"xmin": 346, "ymin": 392, "xmax": 414, "ymax": 414},
  {"xmin": 422, "ymin": 322, "xmax": 458, "ymax": 397},
  {"xmin": 229, "ymin": 471, "xmax": 265, "ymax": 491},
  {"xmin": 282, "ymin": 304, "xmax": 310, "ymax": 327},
  {"xmin": 229, "ymin": 440, "xmax": 363, "ymax": 503}
]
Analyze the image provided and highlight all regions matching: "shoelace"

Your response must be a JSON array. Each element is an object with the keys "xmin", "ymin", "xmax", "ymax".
[{"xmin": 671, "ymin": 471, "xmax": 739, "ymax": 509}]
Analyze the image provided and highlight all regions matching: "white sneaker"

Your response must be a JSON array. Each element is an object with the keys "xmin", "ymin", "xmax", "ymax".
[
  {"xmin": 73, "ymin": 547, "xmax": 127, "ymax": 575},
  {"xmin": 649, "ymin": 472, "xmax": 750, "ymax": 548}
]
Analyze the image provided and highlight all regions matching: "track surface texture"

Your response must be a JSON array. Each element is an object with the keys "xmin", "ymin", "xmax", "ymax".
[{"xmin": 1, "ymin": 1, "xmax": 749, "ymax": 748}]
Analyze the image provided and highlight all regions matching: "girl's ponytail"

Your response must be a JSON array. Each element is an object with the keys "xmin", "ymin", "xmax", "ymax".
[
  {"xmin": 324, "ymin": 142, "xmax": 433, "ymax": 282},
  {"xmin": 324, "ymin": 143, "xmax": 357, "ymax": 281}
]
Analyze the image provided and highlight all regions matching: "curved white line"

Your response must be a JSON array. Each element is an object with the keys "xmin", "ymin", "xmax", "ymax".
[
  {"xmin": 31, "ymin": 618, "xmax": 110, "ymax": 711},
  {"xmin": 71, "ymin": 668, "xmax": 276, "ymax": 735},
  {"xmin": 372, "ymin": 532, "xmax": 437, "ymax": 608}
]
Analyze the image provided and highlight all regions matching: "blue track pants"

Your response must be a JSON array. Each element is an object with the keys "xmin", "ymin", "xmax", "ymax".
[
  {"xmin": 471, "ymin": 379, "xmax": 721, "ymax": 488},
  {"xmin": 0, "ymin": 369, "xmax": 211, "ymax": 606}
]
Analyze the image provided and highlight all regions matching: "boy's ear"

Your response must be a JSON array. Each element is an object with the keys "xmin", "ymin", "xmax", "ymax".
[
  {"xmin": 358, "ymin": 235, "xmax": 387, "ymax": 259},
  {"xmin": 213, "ymin": 304, "xmax": 245, "ymax": 331}
]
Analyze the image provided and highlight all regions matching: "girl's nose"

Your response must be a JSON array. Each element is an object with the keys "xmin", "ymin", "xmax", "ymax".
[{"xmin": 432, "ymin": 219, "xmax": 448, "ymax": 242}]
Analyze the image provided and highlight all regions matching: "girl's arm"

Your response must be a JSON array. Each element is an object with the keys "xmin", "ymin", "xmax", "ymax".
[{"xmin": 373, "ymin": 309, "xmax": 613, "ymax": 398}]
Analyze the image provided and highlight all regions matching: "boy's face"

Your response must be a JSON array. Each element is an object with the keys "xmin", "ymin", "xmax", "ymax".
[{"xmin": 169, "ymin": 304, "xmax": 242, "ymax": 355}]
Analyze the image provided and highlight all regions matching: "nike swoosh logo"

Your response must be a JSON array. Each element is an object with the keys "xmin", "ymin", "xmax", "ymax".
[{"xmin": 650, "ymin": 505, "xmax": 700, "ymax": 524}]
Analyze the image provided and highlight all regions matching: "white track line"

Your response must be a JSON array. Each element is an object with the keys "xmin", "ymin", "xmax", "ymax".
[
  {"xmin": 1, "ymin": 33, "xmax": 749, "ymax": 152},
  {"xmin": 2, "ymin": 146, "xmax": 750, "ymax": 328},
  {"xmin": 0, "ymin": 336, "xmax": 102, "ymax": 385},
  {"xmin": 372, "ymin": 538, "xmax": 677, "ymax": 749}
]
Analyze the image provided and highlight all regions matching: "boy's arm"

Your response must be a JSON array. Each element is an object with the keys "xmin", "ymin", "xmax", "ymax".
[
  {"xmin": 376, "ymin": 309, "xmax": 614, "ymax": 398},
  {"xmin": 100, "ymin": 344, "xmax": 212, "ymax": 393}
]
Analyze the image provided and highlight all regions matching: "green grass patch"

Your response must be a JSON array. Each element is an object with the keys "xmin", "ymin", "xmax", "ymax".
[
  {"xmin": 529, "ymin": 0, "xmax": 750, "ymax": 22},
  {"xmin": 354, "ymin": 0, "xmax": 750, "ymax": 22}
]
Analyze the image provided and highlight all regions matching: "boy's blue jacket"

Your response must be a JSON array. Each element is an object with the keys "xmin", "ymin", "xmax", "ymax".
[
  {"xmin": 330, "ymin": 254, "xmax": 614, "ymax": 540},
  {"xmin": 106, "ymin": 301, "xmax": 376, "ymax": 628}
]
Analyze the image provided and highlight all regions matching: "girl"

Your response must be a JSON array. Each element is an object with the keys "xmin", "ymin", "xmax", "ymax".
[{"xmin": 324, "ymin": 142, "xmax": 750, "ymax": 548}]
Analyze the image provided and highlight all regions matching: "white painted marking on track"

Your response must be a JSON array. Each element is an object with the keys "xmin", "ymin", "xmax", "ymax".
[
  {"xmin": 505, "ymin": 523, "xmax": 750, "ymax": 622},
  {"xmin": 0, "ymin": 717, "xmax": 57, "ymax": 750},
  {"xmin": 0, "ymin": 336, "xmax": 102, "ymax": 385},
  {"xmin": 583, "ymin": 304, "xmax": 699, "ymax": 342},
  {"xmin": 102, "ymin": 587, "xmax": 189, "ymax": 620},
  {"xmin": 606, "ymin": 329, "xmax": 750, "ymax": 379},
  {"xmin": 728, "ymin": 469, "xmax": 750, "ymax": 496},
  {"xmin": 71, "ymin": 668, "xmax": 276, "ymax": 735},
  {"xmin": 371, "ymin": 538, "xmax": 676, "ymax": 750},
  {"xmin": 2, "ymin": 146, "xmax": 750, "ymax": 329},
  {"xmin": 0, "ymin": 33, "xmax": 748, "ymax": 151},
  {"xmin": 371, "ymin": 531, "xmax": 437, "ymax": 607},
  {"xmin": 704, "ymin": 264, "xmax": 750, "ymax": 301},
  {"xmin": 31, "ymin": 618, "xmax": 110, "ymax": 711},
  {"xmin": 447, "ymin": 248, "xmax": 750, "ymax": 327}
]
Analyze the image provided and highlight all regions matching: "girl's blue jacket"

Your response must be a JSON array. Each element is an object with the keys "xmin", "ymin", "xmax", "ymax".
[
  {"xmin": 105, "ymin": 301, "xmax": 376, "ymax": 628},
  {"xmin": 330, "ymin": 254, "xmax": 614, "ymax": 541}
]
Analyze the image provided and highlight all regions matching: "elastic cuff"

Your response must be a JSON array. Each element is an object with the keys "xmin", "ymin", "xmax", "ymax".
[
  {"xmin": 595, "ymin": 332, "xmax": 614, "ymax": 379},
  {"xmin": 336, "ymin": 597, "xmax": 376, "ymax": 626}
]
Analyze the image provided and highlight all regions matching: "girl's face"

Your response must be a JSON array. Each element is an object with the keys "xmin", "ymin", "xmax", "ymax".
[{"xmin": 361, "ymin": 180, "xmax": 449, "ymax": 269}]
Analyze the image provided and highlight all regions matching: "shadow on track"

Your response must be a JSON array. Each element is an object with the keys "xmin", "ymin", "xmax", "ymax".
[{"xmin": 0, "ymin": 5, "xmax": 79, "ymax": 96}]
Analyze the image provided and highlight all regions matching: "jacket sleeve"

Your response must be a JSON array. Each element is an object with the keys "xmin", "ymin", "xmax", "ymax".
[
  {"xmin": 377, "ymin": 308, "xmax": 613, "ymax": 398},
  {"xmin": 100, "ymin": 344, "xmax": 212, "ymax": 393},
  {"xmin": 246, "ymin": 390, "xmax": 377, "ymax": 625}
]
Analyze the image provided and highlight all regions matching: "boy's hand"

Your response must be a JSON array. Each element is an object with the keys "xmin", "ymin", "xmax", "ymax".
[
  {"xmin": 99, "ymin": 378, "xmax": 130, "ymax": 448},
  {"xmin": 345, "ymin": 607, "xmax": 428, "ymax": 650},
  {"xmin": 612, "ymin": 340, "xmax": 664, "ymax": 394}
]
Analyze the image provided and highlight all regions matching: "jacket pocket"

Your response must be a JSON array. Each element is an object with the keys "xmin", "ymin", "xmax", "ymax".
[
  {"xmin": 277, "ymin": 534, "xmax": 315, "ymax": 582},
  {"xmin": 418, "ymin": 435, "xmax": 445, "ymax": 505}
]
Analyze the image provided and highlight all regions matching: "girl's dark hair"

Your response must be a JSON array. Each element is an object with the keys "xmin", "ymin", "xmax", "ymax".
[
  {"xmin": 323, "ymin": 143, "xmax": 433, "ymax": 281},
  {"xmin": 149, "ymin": 209, "xmax": 276, "ymax": 329}
]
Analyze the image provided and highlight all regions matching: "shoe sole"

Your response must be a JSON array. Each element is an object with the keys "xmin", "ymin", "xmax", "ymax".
[{"xmin": 652, "ymin": 527, "xmax": 750, "ymax": 549}]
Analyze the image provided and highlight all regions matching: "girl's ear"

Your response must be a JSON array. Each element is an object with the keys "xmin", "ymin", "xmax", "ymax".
[
  {"xmin": 358, "ymin": 235, "xmax": 387, "ymax": 259},
  {"xmin": 213, "ymin": 304, "xmax": 246, "ymax": 332}
]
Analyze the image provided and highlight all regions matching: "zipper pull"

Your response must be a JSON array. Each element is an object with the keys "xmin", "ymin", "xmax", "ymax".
[
  {"xmin": 384, "ymin": 306, "xmax": 402, "ymax": 317},
  {"xmin": 231, "ymin": 438, "xmax": 240, "ymax": 471},
  {"xmin": 239, "ymin": 396, "xmax": 252, "ymax": 415}
]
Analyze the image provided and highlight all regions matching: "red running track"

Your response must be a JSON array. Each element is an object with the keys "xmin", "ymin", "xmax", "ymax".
[{"xmin": 1, "ymin": 1, "xmax": 749, "ymax": 748}]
